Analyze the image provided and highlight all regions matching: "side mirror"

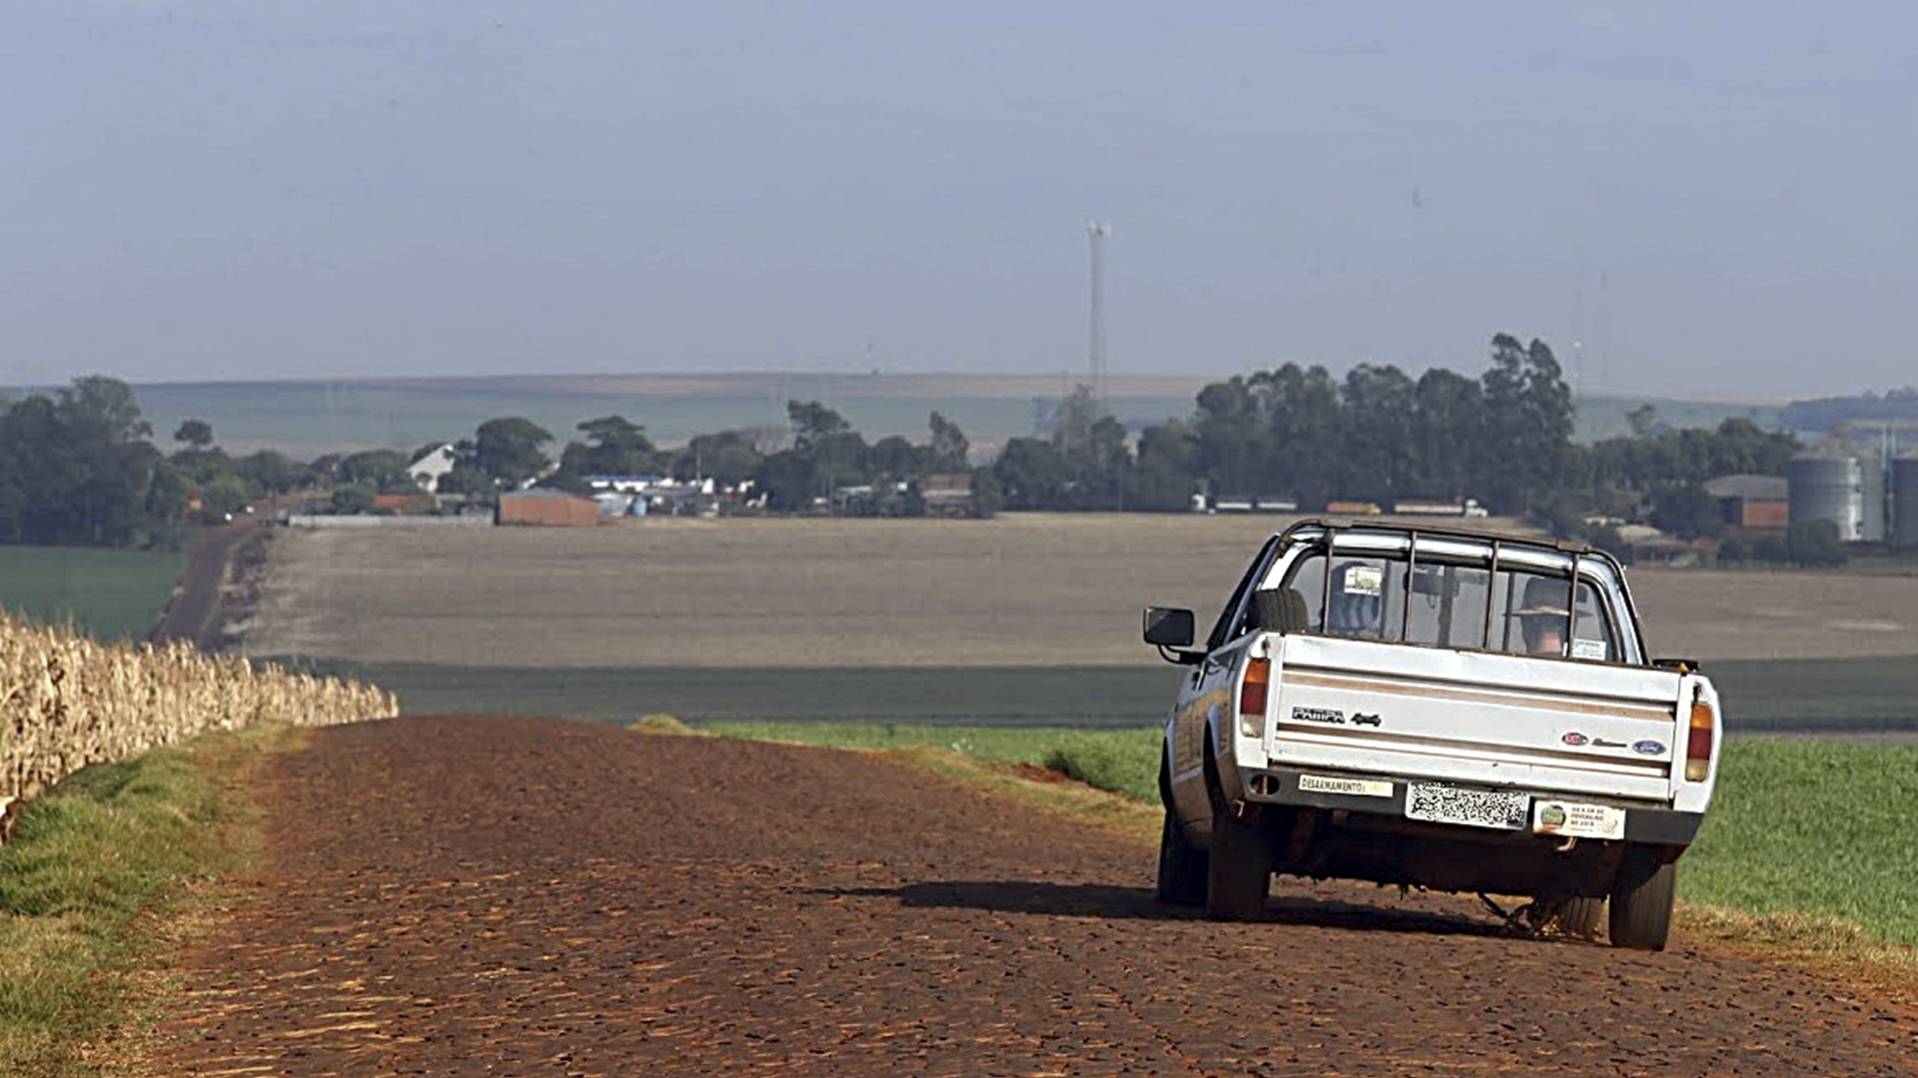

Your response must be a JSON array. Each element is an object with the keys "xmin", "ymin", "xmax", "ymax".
[{"xmin": 1142, "ymin": 606, "xmax": 1196, "ymax": 648}]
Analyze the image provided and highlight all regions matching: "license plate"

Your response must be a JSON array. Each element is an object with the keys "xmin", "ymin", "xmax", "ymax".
[{"xmin": 1404, "ymin": 783, "xmax": 1529, "ymax": 830}]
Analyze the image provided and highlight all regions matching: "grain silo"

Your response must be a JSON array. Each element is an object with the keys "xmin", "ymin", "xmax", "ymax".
[
  {"xmin": 1788, "ymin": 451, "xmax": 1866, "ymax": 542},
  {"xmin": 1860, "ymin": 449, "xmax": 1888, "ymax": 542},
  {"xmin": 1894, "ymin": 452, "xmax": 1918, "ymax": 548}
]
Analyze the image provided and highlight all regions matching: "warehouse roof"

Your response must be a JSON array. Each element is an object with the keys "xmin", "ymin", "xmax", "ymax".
[
  {"xmin": 500, "ymin": 488, "xmax": 593, "ymax": 500},
  {"xmin": 1703, "ymin": 474, "xmax": 1788, "ymax": 501}
]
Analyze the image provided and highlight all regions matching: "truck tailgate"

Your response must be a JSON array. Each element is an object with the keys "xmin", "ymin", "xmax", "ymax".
[{"xmin": 1269, "ymin": 635, "xmax": 1683, "ymax": 802}]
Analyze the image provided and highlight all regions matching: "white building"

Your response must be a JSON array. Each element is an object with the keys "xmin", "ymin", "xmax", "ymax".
[{"xmin": 407, "ymin": 444, "xmax": 459, "ymax": 492}]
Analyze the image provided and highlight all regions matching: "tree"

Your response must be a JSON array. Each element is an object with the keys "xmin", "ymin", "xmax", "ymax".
[
  {"xmin": 337, "ymin": 449, "xmax": 416, "ymax": 492},
  {"xmin": 472, "ymin": 417, "xmax": 553, "ymax": 487},
  {"xmin": 173, "ymin": 419, "xmax": 215, "ymax": 449},
  {"xmin": 868, "ymin": 435, "xmax": 921, "ymax": 479},
  {"xmin": 1480, "ymin": 334, "xmax": 1573, "ymax": 514},
  {"xmin": 59, "ymin": 376, "xmax": 151, "ymax": 445},
  {"xmin": 1261, "ymin": 363, "xmax": 1343, "ymax": 509},
  {"xmin": 1626, "ymin": 404, "xmax": 1660, "ymax": 438},
  {"xmin": 807, "ymin": 430, "xmax": 870, "ymax": 494},
  {"xmin": 560, "ymin": 415, "xmax": 663, "ymax": 478},
  {"xmin": 993, "ymin": 437, "xmax": 1073, "ymax": 510},
  {"xmin": 1786, "ymin": 520, "xmax": 1848, "ymax": 567},
  {"xmin": 1408, "ymin": 367, "xmax": 1484, "ymax": 500},
  {"xmin": 1126, "ymin": 420, "xmax": 1202, "ymax": 511},
  {"xmin": 1049, "ymin": 385, "xmax": 1103, "ymax": 462},
  {"xmin": 235, "ymin": 450, "xmax": 308, "ymax": 496},
  {"xmin": 787, "ymin": 400, "xmax": 850, "ymax": 450},
  {"xmin": 753, "ymin": 450, "xmax": 816, "ymax": 510},
  {"xmin": 330, "ymin": 482, "xmax": 377, "ymax": 515},
  {"xmin": 1649, "ymin": 482, "xmax": 1723, "ymax": 540},
  {"xmin": 673, "ymin": 430, "xmax": 764, "ymax": 486},
  {"xmin": 436, "ymin": 463, "xmax": 498, "ymax": 499},
  {"xmin": 1338, "ymin": 364, "xmax": 1417, "ymax": 503},
  {"xmin": 0, "ymin": 378, "xmax": 168, "ymax": 546},
  {"xmin": 928, "ymin": 411, "xmax": 970, "ymax": 470}
]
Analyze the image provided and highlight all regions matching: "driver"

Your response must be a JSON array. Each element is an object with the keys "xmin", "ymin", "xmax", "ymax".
[{"xmin": 1514, "ymin": 577, "xmax": 1572, "ymax": 657}]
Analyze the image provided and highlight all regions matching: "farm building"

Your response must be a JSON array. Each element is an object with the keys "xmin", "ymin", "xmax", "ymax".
[
  {"xmin": 372, "ymin": 492, "xmax": 438, "ymax": 514},
  {"xmin": 921, "ymin": 473, "xmax": 978, "ymax": 518},
  {"xmin": 406, "ymin": 444, "xmax": 459, "ymax": 493},
  {"xmin": 1704, "ymin": 474, "xmax": 1789, "ymax": 530},
  {"xmin": 497, "ymin": 489, "xmax": 600, "ymax": 527}
]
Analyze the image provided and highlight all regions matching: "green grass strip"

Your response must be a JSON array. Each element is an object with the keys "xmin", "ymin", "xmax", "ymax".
[
  {"xmin": 706, "ymin": 721, "xmax": 1162, "ymax": 801},
  {"xmin": 1683, "ymin": 738, "xmax": 1918, "ymax": 945},
  {"xmin": 0, "ymin": 725, "xmax": 282, "ymax": 1074}
]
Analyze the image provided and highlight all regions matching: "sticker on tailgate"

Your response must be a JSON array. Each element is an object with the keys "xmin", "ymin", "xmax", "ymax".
[
  {"xmin": 1298, "ymin": 774, "xmax": 1394, "ymax": 799},
  {"xmin": 1404, "ymin": 783, "xmax": 1528, "ymax": 830},
  {"xmin": 1532, "ymin": 799, "xmax": 1627, "ymax": 840}
]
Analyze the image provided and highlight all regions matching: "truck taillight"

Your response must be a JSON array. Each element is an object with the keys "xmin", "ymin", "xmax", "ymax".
[
  {"xmin": 1239, "ymin": 658, "xmax": 1270, "ymax": 727},
  {"xmin": 1685, "ymin": 696, "xmax": 1715, "ymax": 782}
]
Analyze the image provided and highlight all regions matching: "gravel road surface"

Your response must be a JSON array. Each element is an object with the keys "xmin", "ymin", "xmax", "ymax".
[{"xmin": 163, "ymin": 716, "xmax": 1916, "ymax": 1075}]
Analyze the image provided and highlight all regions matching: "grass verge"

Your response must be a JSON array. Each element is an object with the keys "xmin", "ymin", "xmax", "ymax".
[
  {"xmin": 707, "ymin": 721, "xmax": 1918, "ymax": 994},
  {"xmin": 705, "ymin": 722, "xmax": 1160, "ymax": 801},
  {"xmin": 0, "ymin": 724, "xmax": 291, "ymax": 1074}
]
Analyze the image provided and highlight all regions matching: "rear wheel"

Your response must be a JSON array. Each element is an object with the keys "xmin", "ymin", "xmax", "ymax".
[
  {"xmin": 1558, "ymin": 895, "xmax": 1606, "ymax": 940},
  {"xmin": 1198, "ymin": 736, "xmax": 1270, "ymax": 921},
  {"xmin": 1156, "ymin": 806, "xmax": 1208, "ymax": 906},
  {"xmin": 1205, "ymin": 806, "xmax": 1270, "ymax": 920},
  {"xmin": 1609, "ymin": 850, "xmax": 1677, "ymax": 951}
]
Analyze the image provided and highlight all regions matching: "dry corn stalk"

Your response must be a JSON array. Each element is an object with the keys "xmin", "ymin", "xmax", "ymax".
[{"xmin": 0, "ymin": 607, "xmax": 397, "ymax": 820}]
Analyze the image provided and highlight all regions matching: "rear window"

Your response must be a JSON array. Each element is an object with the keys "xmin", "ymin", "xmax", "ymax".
[{"xmin": 1275, "ymin": 550, "xmax": 1620, "ymax": 662}]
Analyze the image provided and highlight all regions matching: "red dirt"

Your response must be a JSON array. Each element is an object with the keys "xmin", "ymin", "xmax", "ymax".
[
  {"xmin": 161, "ymin": 716, "xmax": 1917, "ymax": 1075},
  {"xmin": 150, "ymin": 517, "xmax": 265, "ymax": 648}
]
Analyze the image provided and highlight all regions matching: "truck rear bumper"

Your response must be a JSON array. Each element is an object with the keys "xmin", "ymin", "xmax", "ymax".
[{"xmin": 1237, "ymin": 766, "xmax": 1702, "ymax": 846}]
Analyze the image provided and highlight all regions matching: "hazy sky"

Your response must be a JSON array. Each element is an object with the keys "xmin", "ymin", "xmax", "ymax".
[{"xmin": 4, "ymin": 3, "xmax": 1915, "ymax": 397}]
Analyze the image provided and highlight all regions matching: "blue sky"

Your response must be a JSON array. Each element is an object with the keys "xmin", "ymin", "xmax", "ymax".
[{"xmin": 3, "ymin": 3, "xmax": 1914, "ymax": 397}]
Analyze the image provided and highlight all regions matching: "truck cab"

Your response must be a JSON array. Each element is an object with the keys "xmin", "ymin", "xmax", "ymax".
[{"xmin": 1145, "ymin": 520, "xmax": 1721, "ymax": 950}]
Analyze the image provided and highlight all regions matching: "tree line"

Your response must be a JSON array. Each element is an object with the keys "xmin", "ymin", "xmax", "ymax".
[
  {"xmin": 2, "ymin": 334, "xmax": 1807, "ymax": 549},
  {"xmin": 994, "ymin": 334, "xmax": 1799, "ymax": 532},
  {"xmin": 0, "ymin": 378, "xmax": 312, "ymax": 547}
]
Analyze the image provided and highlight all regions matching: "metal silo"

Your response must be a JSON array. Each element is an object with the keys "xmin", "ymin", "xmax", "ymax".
[
  {"xmin": 1789, "ymin": 452, "xmax": 1864, "ymax": 542},
  {"xmin": 1895, "ymin": 454, "xmax": 1918, "ymax": 548},
  {"xmin": 1860, "ymin": 450, "xmax": 1888, "ymax": 542}
]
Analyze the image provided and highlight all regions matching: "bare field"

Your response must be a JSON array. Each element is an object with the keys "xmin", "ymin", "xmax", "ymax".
[{"xmin": 241, "ymin": 514, "xmax": 1918, "ymax": 667}]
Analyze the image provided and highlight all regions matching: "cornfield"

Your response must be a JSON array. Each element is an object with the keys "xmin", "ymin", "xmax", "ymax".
[{"xmin": 0, "ymin": 607, "xmax": 397, "ymax": 817}]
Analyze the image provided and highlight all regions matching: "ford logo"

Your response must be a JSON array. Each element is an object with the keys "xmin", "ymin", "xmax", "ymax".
[
  {"xmin": 1632, "ymin": 739, "xmax": 1667, "ymax": 756},
  {"xmin": 1561, "ymin": 732, "xmax": 1589, "ymax": 747}
]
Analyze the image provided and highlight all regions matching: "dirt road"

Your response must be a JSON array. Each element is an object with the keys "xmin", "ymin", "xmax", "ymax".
[
  {"xmin": 163, "ymin": 717, "xmax": 1916, "ymax": 1075},
  {"xmin": 148, "ymin": 519, "xmax": 262, "ymax": 648}
]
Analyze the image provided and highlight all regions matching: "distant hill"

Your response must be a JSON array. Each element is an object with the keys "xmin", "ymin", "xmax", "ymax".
[
  {"xmin": 1778, "ymin": 388, "xmax": 1918, "ymax": 433},
  {"xmin": 1574, "ymin": 393, "xmax": 1785, "ymax": 442}
]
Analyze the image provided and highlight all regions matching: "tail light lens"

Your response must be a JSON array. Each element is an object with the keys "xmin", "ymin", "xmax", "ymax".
[
  {"xmin": 1239, "ymin": 657, "xmax": 1271, "ymax": 738},
  {"xmin": 1685, "ymin": 695, "xmax": 1715, "ymax": 782}
]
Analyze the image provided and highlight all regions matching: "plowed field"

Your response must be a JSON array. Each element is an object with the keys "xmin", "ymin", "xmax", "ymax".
[{"xmin": 158, "ymin": 716, "xmax": 1915, "ymax": 1075}]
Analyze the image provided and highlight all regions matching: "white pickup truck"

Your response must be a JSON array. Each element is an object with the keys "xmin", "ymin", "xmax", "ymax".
[{"xmin": 1144, "ymin": 520, "xmax": 1721, "ymax": 950}]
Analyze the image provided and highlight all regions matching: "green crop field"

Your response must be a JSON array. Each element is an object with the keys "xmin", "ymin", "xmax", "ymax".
[
  {"xmin": 0, "ymin": 546, "xmax": 185, "ymax": 641},
  {"xmin": 1682, "ymin": 738, "xmax": 1918, "ymax": 945},
  {"xmin": 707, "ymin": 723, "xmax": 1918, "ymax": 946}
]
